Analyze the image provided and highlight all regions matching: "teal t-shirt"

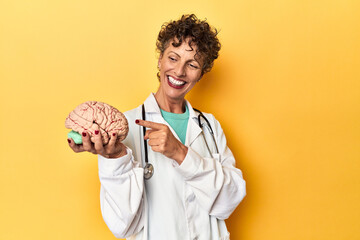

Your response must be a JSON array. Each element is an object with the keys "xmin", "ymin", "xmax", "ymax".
[{"xmin": 160, "ymin": 105, "xmax": 189, "ymax": 144}]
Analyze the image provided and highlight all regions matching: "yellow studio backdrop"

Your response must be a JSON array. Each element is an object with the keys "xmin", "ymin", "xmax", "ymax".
[{"xmin": 0, "ymin": 0, "xmax": 359, "ymax": 239}]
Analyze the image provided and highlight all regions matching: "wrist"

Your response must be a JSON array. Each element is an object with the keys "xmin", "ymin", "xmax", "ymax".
[
  {"xmin": 104, "ymin": 146, "xmax": 127, "ymax": 159},
  {"xmin": 174, "ymin": 145, "xmax": 188, "ymax": 165}
]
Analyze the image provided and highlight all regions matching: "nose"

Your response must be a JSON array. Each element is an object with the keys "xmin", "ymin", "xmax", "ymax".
[{"xmin": 174, "ymin": 62, "xmax": 186, "ymax": 77}]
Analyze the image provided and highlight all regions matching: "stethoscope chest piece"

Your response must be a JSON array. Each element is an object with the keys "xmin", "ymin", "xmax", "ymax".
[{"xmin": 144, "ymin": 163, "xmax": 154, "ymax": 180}]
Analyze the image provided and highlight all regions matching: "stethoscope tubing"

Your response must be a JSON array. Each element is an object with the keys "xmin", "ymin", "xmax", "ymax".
[
  {"xmin": 142, "ymin": 104, "xmax": 149, "ymax": 165},
  {"xmin": 193, "ymin": 108, "xmax": 219, "ymax": 155},
  {"xmin": 142, "ymin": 104, "xmax": 154, "ymax": 179}
]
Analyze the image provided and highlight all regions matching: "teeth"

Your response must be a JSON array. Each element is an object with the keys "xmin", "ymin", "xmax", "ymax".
[{"xmin": 168, "ymin": 76, "xmax": 186, "ymax": 86}]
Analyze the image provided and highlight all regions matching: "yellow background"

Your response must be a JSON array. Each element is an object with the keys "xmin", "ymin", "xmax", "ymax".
[{"xmin": 1, "ymin": 0, "xmax": 359, "ymax": 239}]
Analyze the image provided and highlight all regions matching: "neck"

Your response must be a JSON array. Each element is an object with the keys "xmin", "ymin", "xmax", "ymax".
[{"xmin": 154, "ymin": 90, "xmax": 186, "ymax": 113}]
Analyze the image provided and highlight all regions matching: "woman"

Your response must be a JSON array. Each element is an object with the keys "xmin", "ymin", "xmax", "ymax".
[{"xmin": 68, "ymin": 14, "xmax": 246, "ymax": 240}]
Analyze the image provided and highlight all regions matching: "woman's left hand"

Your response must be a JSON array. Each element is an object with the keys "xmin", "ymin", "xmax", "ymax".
[{"xmin": 135, "ymin": 119, "xmax": 188, "ymax": 164}]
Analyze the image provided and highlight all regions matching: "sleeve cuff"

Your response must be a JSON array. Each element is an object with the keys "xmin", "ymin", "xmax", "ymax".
[
  {"xmin": 98, "ymin": 147, "xmax": 134, "ymax": 176},
  {"xmin": 175, "ymin": 147, "xmax": 202, "ymax": 180}
]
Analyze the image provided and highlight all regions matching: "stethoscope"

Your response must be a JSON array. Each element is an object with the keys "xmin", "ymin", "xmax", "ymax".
[{"xmin": 141, "ymin": 104, "xmax": 219, "ymax": 180}]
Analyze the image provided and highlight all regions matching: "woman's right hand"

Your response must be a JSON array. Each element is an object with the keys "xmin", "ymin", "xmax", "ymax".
[{"xmin": 67, "ymin": 125, "xmax": 127, "ymax": 159}]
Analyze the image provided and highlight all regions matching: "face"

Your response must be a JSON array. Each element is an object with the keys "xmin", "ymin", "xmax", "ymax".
[{"xmin": 157, "ymin": 38, "xmax": 203, "ymax": 101}]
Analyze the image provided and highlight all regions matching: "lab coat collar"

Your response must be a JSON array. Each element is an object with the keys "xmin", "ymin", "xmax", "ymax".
[
  {"xmin": 185, "ymin": 101, "xmax": 202, "ymax": 146},
  {"xmin": 143, "ymin": 93, "xmax": 202, "ymax": 146},
  {"xmin": 143, "ymin": 93, "xmax": 162, "ymax": 114}
]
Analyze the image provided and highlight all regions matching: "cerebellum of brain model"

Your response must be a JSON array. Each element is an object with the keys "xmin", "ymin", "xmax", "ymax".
[{"xmin": 65, "ymin": 101, "xmax": 128, "ymax": 145}]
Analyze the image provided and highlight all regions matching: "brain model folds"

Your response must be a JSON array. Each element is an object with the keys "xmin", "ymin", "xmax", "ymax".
[{"xmin": 65, "ymin": 101, "xmax": 128, "ymax": 145}]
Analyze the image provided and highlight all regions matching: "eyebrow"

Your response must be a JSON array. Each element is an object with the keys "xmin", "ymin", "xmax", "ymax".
[{"xmin": 169, "ymin": 51, "xmax": 180, "ymax": 57}]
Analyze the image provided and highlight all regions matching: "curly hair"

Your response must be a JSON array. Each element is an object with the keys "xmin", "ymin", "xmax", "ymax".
[{"xmin": 156, "ymin": 14, "xmax": 221, "ymax": 77}]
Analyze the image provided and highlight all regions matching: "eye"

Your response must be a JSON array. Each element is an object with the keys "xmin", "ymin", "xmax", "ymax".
[
  {"xmin": 189, "ymin": 63, "xmax": 199, "ymax": 69},
  {"xmin": 169, "ymin": 56, "xmax": 177, "ymax": 62}
]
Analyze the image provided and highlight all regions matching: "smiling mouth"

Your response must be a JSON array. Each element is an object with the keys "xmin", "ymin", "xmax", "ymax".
[{"xmin": 167, "ymin": 76, "xmax": 186, "ymax": 89}]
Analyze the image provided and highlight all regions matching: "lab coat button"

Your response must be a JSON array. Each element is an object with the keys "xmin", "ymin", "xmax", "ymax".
[{"xmin": 188, "ymin": 193, "xmax": 195, "ymax": 202}]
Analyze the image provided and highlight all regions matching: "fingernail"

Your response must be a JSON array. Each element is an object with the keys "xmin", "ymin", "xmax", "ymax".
[
  {"xmin": 82, "ymin": 132, "xmax": 86, "ymax": 137},
  {"xmin": 112, "ymin": 133, "xmax": 116, "ymax": 137},
  {"xmin": 67, "ymin": 139, "xmax": 71, "ymax": 143},
  {"xmin": 135, "ymin": 119, "xmax": 139, "ymax": 124},
  {"xmin": 95, "ymin": 130, "xmax": 99, "ymax": 135}
]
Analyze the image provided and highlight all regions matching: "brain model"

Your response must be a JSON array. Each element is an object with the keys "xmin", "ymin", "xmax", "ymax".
[{"xmin": 65, "ymin": 101, "xmax": 128, "ymax": 144}]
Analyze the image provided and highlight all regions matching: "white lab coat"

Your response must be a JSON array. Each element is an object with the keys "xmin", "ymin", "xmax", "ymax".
[{"xmin": 98, "ymin": 94, "xmax": 246, "ymax": 240}]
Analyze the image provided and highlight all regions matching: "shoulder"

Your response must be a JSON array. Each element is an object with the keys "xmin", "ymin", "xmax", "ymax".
[
  {"xmin": 121, "ymin": 105, "xmax": 142, "ymax": 148},
  {"xmin": 202, "ymin": 111, "xmax": 217, "ymax": 123},
  {"xmin": 124, "ymin": 105, "xmax": 142, "ymax": 121},
  {"xmin": 193, "ymin": 109, "xmax": 224, "ymax": 137},
  {"xmin": 193, "ymin": 108, "xmax": 218, "ymax": 125}
]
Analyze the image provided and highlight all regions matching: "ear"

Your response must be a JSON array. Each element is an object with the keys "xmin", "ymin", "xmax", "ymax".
[{"xmin": 158, "ymin": 54, "xmax": 163, "ymax": 69}]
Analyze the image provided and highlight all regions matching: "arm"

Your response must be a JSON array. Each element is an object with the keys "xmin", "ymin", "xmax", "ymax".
[
  {"xmin": 67, "ymin": 109, "xmax": 146, "ymax": 238},
  {"xmin": 176, "ymin": 115, "xmax": 246, "ymax": 220},
  {"xmin": 98, "ymin": 147, "xmax": 145, "ymax": 238}
]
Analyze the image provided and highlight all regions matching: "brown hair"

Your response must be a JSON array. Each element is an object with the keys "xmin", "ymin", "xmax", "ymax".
[{"xmin": 156, "ymin": 14, "xmax": 221, "ymax": 78}]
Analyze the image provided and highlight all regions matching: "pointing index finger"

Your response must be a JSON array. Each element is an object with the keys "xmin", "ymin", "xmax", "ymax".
[{"xmin": 135, "ymin": 119, "xmax": 165, "ymax": 130}]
